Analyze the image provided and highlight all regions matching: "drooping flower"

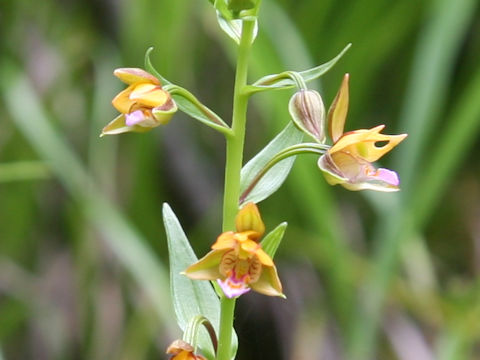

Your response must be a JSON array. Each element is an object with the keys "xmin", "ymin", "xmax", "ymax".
[
  {"xmin": 184, "ymin": 203, "xmax": 284, "ymax": 299},
  {"xmin": 318, "ymin": 74, "xmax": 407, "ymax": 191},
  {"xmin": 166, "ymin": 340, "xmax": 206, "ymax": 360},
  {"xmin": 101, "ymin": 68, "xmax": 177, "ymax": 136}
]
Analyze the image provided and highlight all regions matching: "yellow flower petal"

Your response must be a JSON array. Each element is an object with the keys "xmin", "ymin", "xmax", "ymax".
[
  {"xmin": 130, "ymin": 83, "xmax": 170, "ymax": 108},
  {"xmin": 183, "ymin": 250, "xmax": 225, "ymax": 280},
  {"xmin": 111, "ymin": 85, "xmax": 136, "ymax": 114},
  {"xmin": 212, "ymin": 232, "xmax": 237, "ymax": 250},
  {"xmin": 235, "ymin": 202, "xmax": 265, "ymax": 239},
  {"xmin": 328, "ymin": 73, "xmax": 349, "ymax": 143},
  {"xmin": 330, "ymin": 125, "xmax": 407, "ymax": 162},
  {"xmin": 114, "ymin": 68, "xmax": 160, "ymax": 85}
]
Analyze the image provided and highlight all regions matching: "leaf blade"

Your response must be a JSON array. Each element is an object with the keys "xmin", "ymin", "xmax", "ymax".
[
  {"xmin": 163, "ymin": 203, "xmax": 238, "ymax": 359},
  {"xmin": 261, "ymin": 222, "xmax": 288, "ymax": 259},
  {"xmin": 239, "ymin": 122, "xmax": 304, "ymax": 204},
  {"xmin": 247, "ymin": 43, "xmax": 351, "ymax": 94}
]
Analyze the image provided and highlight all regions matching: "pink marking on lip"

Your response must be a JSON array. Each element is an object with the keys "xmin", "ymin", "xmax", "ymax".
[
  {"xmin": 217, "ymin": 278, "xmax": 251, "ymax": 298},
  {"xmin": 125, "ymin": 110, "xmax": 145, "ymax": 126}
]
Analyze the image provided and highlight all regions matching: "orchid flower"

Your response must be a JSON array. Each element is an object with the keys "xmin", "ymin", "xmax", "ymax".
[
  {"xmin": 184, "ymin": 203, "xmax": 284, "ymax": 298},
  {"xmin": 318, "ymin": 74, "xmax": 407, "ymax": 191},
  {"xmin": 101, "ymin": 68, "xmax": 177, "ymax": 136}
]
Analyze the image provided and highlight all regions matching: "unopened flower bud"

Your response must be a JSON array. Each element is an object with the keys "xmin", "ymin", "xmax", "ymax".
[
  {"xmin": 235, "ymin": 202, "xmax": 265, "ymax": 241},
  {"xmin": 288, "ymin": 89, "xmax": 326, "ymax": 143}
]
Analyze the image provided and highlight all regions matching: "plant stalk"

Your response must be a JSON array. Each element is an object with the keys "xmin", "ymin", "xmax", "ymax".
[{"xmin": 217, "ymin": 19, "xmax": 256, "ymax": 360}]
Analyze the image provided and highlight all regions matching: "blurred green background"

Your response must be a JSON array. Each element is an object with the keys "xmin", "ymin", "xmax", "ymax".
[{"xmin": 1, "ymin": 0, "xmax": 480, "ymax": 359}]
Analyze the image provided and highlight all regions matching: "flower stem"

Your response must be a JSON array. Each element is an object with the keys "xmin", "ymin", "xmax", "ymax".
[
  {"xmin": 222, "ymin": 19, "xmax": 255, "ymax": 232},
  {"xmin": 216, "ymin": 297, "xmax": 236, "ymax": 360},
  {"xmin": 217, "ymin": 19, "xmax": 256, "ymax": 360}
]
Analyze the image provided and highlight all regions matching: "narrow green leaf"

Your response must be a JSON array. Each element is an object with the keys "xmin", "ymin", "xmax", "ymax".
[
  {"xmin": 163, "ymin": 203, "xmax": 237, "ymax": 359},
  {"xmin": 247, "ymin": 43, "xmax": 351, "ymax": 94},
  {"xmin": 261, "ymin": 222, "xmax": 287, "ymax": 259},
  {"xmin": 165, "ymin": 85, "xmax": 233, "ymax": 135},
  {"xmin": 239, "ymin": 122, "xmax": 304, "ymax": 204}
]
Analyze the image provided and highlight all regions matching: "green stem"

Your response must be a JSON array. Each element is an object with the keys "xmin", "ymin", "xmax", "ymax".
[
  {"xmin": 216, "ymin": 297, "xmax": 236, "ymax": 360},
  {"xmin": 222, "ymin": 19, "xmax": 255, "ymax": 231},
  {"xmin": 217, "ymin": 19, "xmax": 256, "ymax": 360}
]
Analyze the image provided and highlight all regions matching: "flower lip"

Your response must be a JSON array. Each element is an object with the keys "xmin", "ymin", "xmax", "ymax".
[
  {"xmin": 125, "ymin": 110, "xmax": 146, "ymax": 126},
  {"xmin": 217, "ymin": 277, "xmax": 251, "ymax": 298}
]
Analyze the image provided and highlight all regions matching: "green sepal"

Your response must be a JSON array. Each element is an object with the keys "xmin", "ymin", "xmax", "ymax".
[
  {"xmin": 260, "ymin": 222, "xmax": 287, "ymax": 259},
  {"xmin": 145, "ymin": 48, "xmax": 232, "ymax": 136},
  {"xmin": 246, "ymin": 44, "xmax": 351, "ymax": 94},
  {"xmin": 239, "ymin": 122, "xmax": 304, "ymax": 205},
  {"xmin": 163, "ymin": 203, "xmax": 238, "ymax": 360}
]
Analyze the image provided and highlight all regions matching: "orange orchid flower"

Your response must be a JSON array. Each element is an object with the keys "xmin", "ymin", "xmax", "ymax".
[
  {"xmin": 184, "ymin": 203, "xmax": 284, "ymax": 298},
  {"xmin": 101, "ymin": 68, "xmax": 177, "ymax": 136},
  {"xmin": 318, "ymin": 74, "xmax": 407, "ymax": 191}
]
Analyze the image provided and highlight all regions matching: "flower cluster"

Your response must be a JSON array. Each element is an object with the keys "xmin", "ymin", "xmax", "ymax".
[
  {"xmin": 185, "ymin": 203, "xmax": 283, "ymax": 298},
  {"xmin": 101, "ymin": 68, "xmax": 177, "ymax": 136}
]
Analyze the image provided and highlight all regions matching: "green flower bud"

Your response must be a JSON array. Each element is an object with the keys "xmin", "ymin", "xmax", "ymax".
[{"xmin": 288, "ymin": 89, "xmax": 326, "ymax": 143}]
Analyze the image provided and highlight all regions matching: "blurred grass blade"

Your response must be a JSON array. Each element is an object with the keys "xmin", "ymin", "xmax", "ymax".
[
  {"xmin": 0, "ymin": 161, "xmax": 50, "ymax": 182},
  {"xmin": 2, "ymin": 62, "xmax": 175, "ymax": 330},
  {"xmin": 412, "ymin": 67, "xmax": 480, "ymax": 227},
  {"xmin": 349, "ymin": 0, "xmax": 478, "ymax": 358},
  {"xmin": 393, "ymin": 0, "xmax": 478, "ymax": 192}
]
